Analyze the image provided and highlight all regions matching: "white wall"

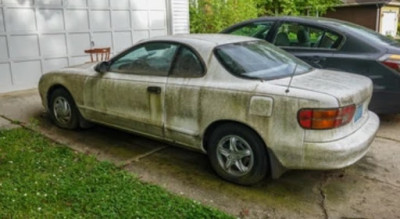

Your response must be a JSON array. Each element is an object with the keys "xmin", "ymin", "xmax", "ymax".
[{"xmin": 0, "ymin": 0, "xmax": 189, "ymax": 93}]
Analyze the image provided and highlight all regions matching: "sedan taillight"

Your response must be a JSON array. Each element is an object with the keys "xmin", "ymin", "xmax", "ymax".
[
  {"xmin": 298, "ymin": 105, "xmax": 356, "ymax": 130},
  {"xmin": 381, "ymin": 54, "xmax": 400, "ymax": 73}
]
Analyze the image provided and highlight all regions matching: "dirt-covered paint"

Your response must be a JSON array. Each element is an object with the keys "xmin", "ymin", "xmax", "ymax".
[{"xmin": 38, "ymin": 34, "xmax": 379, "ymax": 174}]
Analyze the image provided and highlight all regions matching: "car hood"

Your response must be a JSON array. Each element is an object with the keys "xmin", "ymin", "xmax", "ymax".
[{"xmin": 270, "ymin": 69, "xmax": 373, "ymax": 106}]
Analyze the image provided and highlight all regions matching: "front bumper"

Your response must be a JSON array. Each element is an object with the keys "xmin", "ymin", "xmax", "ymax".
[{"xmin": 299, "ymin": 111, "xmax": 379, "ymax": 169}]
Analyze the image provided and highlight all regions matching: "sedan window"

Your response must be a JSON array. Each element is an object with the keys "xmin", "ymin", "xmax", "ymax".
[
  {"xmin": 109, "ymin": 43, "xmax": 178, "ymax": 76},
  {"xmin": 274, "ymin": 23, "xmax": 341, "ymax": 49},
  {"xmin": 227, "ymin": 21, "xmax": 274, "ymax": 40},
  {"xmin": 215, "ymin": 40, "xmax": 312, "ymax": 80}
]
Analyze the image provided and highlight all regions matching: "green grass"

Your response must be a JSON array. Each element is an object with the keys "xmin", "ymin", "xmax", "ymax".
[{"xmin": 0, "ymin": 128, "xmax": 232, "ymax": 218}]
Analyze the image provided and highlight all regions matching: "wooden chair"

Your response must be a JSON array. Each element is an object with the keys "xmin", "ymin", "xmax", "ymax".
[{"xmin": 84, "ymin": 47, "xmax": 111, "ymax": 62}]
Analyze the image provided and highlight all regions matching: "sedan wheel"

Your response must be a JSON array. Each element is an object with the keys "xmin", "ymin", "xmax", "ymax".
[
  {"xmin": 208, "ymin": 123, "xmax": 269, "ymax": 185},
  {"xmin": 49, "ymin": 88, "xmax": 79, "ymax": 129}
]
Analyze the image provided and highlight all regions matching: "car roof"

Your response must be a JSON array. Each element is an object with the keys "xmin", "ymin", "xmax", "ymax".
[
  {"xmin": 141, "ymin": 34, "xmax": 260, "ymax": 47},
  {"xmin": 223, "ymin": 16, "xmax": 353, "ymax": 32}
]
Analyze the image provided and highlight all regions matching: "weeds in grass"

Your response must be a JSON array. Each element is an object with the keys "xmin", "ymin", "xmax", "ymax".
[{"xmin": 0, "ymin": 128, "xmax": 232, "ymax": 218}]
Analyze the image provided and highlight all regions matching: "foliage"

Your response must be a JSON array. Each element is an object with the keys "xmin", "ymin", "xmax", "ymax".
[
  {"xmin": 0, "ymin": 128, "xmax": 233, "ymax": 218},
  {"xmin": 260, "ymin": 0, "xmax": 342, "ymax": 16},
  {"xmin": 189, "ymin": 0, "xmax": 342, "ymax": 33},
  {"xmin": 189, "ymin": 0, "xmax": 261, "ymax": 33}
]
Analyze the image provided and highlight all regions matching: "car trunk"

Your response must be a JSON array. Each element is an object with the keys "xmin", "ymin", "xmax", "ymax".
[
  {"xmin": 270, "ymin": 69, "xmax": 374, "ymax": 142},
  {"xmin": 271, "ymin": 69, "xmax": 373, "ymax": 107}
]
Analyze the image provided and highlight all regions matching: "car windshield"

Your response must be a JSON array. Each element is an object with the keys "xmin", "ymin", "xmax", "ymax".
[
  {"xmin": 214, "ymin": 40, "xmax": 312, "ymax": 80},
  {"xmin": 335, "ymin": 21, "xmax": 400, "ymax": 46}
]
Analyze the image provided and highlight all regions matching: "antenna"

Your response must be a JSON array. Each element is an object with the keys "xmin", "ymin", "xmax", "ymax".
[{"xmin": 285, "ymin": 63, "xmax": 298, "ymax": 94}]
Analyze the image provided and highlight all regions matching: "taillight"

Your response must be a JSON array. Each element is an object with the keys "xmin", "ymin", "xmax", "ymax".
[
  {"xmin": 298, "ymin": 105, "xmax": 356, "ymax": 130},
  {"xmin": 381, "ymin": 54, "xmax": 400, "ymax": 73}
]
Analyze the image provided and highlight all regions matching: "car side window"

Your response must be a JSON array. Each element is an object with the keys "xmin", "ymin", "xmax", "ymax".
[
  {"xmin": 227, "ymin": 22, "xmax": 274, "ymax": 40},
  {"xmin": 274, "ymin": 23, "xmax": 341, "ymax": 49},
  {"xmin": 109, "ymin": 42, "xmax": 178, "ymax": 76},
  {"xmin": 170, "ymin": 46, "xmax": 204, "ymax": 77}
]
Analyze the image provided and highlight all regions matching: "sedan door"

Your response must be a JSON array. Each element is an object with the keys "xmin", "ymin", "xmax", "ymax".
[
  {"xmin": 83, "ymin": 42, "xmax": 179, "ymax": 138},
  {"xmin": 271, "ymin": 22, "xmax": 343, "ymax": 69}
]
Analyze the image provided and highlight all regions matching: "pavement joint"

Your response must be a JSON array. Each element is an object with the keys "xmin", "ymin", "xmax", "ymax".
[
  {"xmin": 118, "ymin": 145, "xmax": 169, "ymax": 168},
  {"xmin": 375, "ymin": 135, "xmax": 400, "ymax": 144}
]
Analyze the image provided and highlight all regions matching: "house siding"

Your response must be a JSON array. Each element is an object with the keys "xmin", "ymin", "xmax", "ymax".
[{"xmin": 324, "ymin": 5, "xmax": 378, "ymax": 31}]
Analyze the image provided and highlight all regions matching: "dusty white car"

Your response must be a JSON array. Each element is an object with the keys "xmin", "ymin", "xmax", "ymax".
[{"xmin": 39, "ymin": 34, "xmax": 379, "ymax": 185}]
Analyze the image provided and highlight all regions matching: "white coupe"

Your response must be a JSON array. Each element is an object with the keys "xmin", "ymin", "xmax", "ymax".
[{"xmin": 39, "ymin": 34, "xmax": 379, "ymax": 185}]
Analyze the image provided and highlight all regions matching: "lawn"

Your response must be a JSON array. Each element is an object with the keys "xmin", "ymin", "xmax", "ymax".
[{"xmin": 0, "ymin": 128, "xmax": 232, "ymax": 218}]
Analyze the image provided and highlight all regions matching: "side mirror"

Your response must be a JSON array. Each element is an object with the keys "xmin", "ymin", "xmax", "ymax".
[{"xmin": 95, "ymin": 61, "xmax": 110, "ymax": 73}]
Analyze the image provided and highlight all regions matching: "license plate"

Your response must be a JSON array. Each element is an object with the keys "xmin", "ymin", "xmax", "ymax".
[{"xmin": 354, "ymin": 105, "xmax": 363, "ymax": 122}]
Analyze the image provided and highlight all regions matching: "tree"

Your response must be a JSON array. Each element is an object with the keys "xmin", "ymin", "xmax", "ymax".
[
  {"xmin": 260, "ymin": 0, "xmax": 342, "ymax": 16},
  {"xmin": 189, "ymin": 0, "xmax": 342, "ymax": 33},
  {"xmin": 189, "ymin": 0, "xmax": 260, "ymax": 33}
]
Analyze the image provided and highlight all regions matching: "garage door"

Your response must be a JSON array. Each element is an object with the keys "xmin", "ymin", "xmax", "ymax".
[{"xmin": 0, "ymin": 0, "xmax": 187, "ymax": 93}]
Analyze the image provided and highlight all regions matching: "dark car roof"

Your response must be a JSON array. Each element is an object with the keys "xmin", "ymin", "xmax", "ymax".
[{"xmin": 222, "ymin": 16, "xmax": 353, "ymax": 33}]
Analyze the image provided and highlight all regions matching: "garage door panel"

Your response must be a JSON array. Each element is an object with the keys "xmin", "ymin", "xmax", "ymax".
[
  {"xmin": 112, "ymin": 11, "xmax": 130, "ymax": 30},
  {"xmin": 66, "ymin": 10, "xmax": 89, "ymax": 31},
  {"xmin": 12, "ymin": 60, "xmax": 42, "ymax": 87},
  {"xmin": 9, "ymin": 35, "xmax": 39, "ymax": 58},
  {"xmin": 44, "ymin": 58, "xmax": 68, "ymax": 73},
  {"xmin": 132, "ymin": 30, "xmax": 148, "ymax": 43},
  {"xmin": 36, "ymin": 0, "xmax": 62, "ymax": 5},
  {"xmin": 3, "ymin": 0, "xmax": 34, "ymax": 5},
  {"xmin": 6, "ymin": 8, "xmax": 36, "ymax": 32},
  {"xmin": 0, "ymin": 63, "xmax": 12, "ymax": 91},
  {"xmin": 131, "ymin": 0, "xmax": 148, "ymax": 10},
  {"xmin": 89, "ymin": 0, "xmax": 109, "ymax": 9},
  {"xmin": 111, "ymin": 0, "xmax": 129, "ymax": 9},
  {"xmin": 70, "ymin": 56, "xmax": 88, "ymax": 65},
  {"xmin": 66, "ymin": 0, "xmax": 86, "ymax": 8},
  {"xmin": 37, "ymin": 9, "xmax": 64, "ymax": 32},
  {"xmin": 92, "ymin": 32, "xmax": 112, "ymax": 48},
  {"xmin": 132, "ymin": 11, "xmax": 148, "ymax": 30},
  {"xmin": 41, "ymin": 34, "xmax": 67, "ymax": 57},
  {"xmin": 114, "ymin": 31, "xmax": 132, "ymax": 53},
  {"xmin": 91, "ymin": 10, "xmax": 111, "ymax": 30},
  {"xmin": 68, "ymin": 33, "xmax": 90, "ymax": 55},
  {"xmin": 150, "ymin": 29, "xmax": 167, "ymax": 37},
  {"xmin": 0, "ymin": 0, "xmax": 185, "ymax": 93},
  {"xmin": 0, "ymin": 9, "xmax": 4, "ymax": 32},
  {"xmin": 149, "ymin": 0, "xmax": 166, "ymax": 10},
  {"xmin": 0, "ymin": 36, "xmax": 8, "ymax": 60},
  {"xmin": 150, "ymin": 11, "xmax": 165, "ymax": 29}
]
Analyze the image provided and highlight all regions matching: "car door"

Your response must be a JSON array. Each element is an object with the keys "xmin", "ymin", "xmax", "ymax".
[
  {"xmin": 271, "ymin": 22, "xmax": 343, "ymax": 69},
  {"xmin": 164, "ymin": 45, "xmax": 206, "ymax": 150},
  {"xmin": 83, "ymin": 42, "xmax": 178, "ymax": 138}
]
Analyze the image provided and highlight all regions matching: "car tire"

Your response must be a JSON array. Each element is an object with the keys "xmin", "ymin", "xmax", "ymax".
[
  {"xmin": 49, "ymin": 88, "xmax": 80, "ymax": 130},
  {"xmin": 208, "ymin": 123, "xmax": 269, "ymax": 185}
]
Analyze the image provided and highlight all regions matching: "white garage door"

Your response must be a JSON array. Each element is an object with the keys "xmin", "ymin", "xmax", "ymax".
[{"xmin": 0, "ymin": 0, "xmax": 188, "ymax": 93}]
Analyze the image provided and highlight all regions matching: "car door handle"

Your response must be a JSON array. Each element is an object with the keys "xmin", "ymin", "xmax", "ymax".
[{"xmin": 147, "ymin": 86, "xmax": 161, "ymax": 94}]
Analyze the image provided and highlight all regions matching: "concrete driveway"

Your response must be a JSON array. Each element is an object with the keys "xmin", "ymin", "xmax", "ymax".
[{"xmin": 1, "ymin": 90, "xmax": 399, "ymax": 218}]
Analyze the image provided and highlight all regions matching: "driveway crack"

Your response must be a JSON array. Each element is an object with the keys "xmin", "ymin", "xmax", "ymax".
[
  {"xmin": 118, "ymin": 145, "xmax": 169, "ymax": 168},
  {"xmin": 319, "ymin": 173, "xmax": 329, "ymax": 219},
  {"xmin": 362, "ymin": 175, "xmax": 400, "ymax": 190}
]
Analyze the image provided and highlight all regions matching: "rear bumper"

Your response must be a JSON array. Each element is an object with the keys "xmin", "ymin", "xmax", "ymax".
[{"xmin": 299, "ymin": 111, "xmax": 379, "ymax": 169}]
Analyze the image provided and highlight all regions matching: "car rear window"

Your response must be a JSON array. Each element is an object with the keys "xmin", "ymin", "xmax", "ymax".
[
  {"xmin": 214, "ymin": 40, "xmax": 312, "ymax": 80},
  {"xmin": 337, "ymin": 22, "xmax": 400, "ymax": 46}
]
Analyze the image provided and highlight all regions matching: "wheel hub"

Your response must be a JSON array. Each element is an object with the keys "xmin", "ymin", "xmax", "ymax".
[{"xmin": 216, "ymin": 135, "xmax": 254, "ymax": 176}]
